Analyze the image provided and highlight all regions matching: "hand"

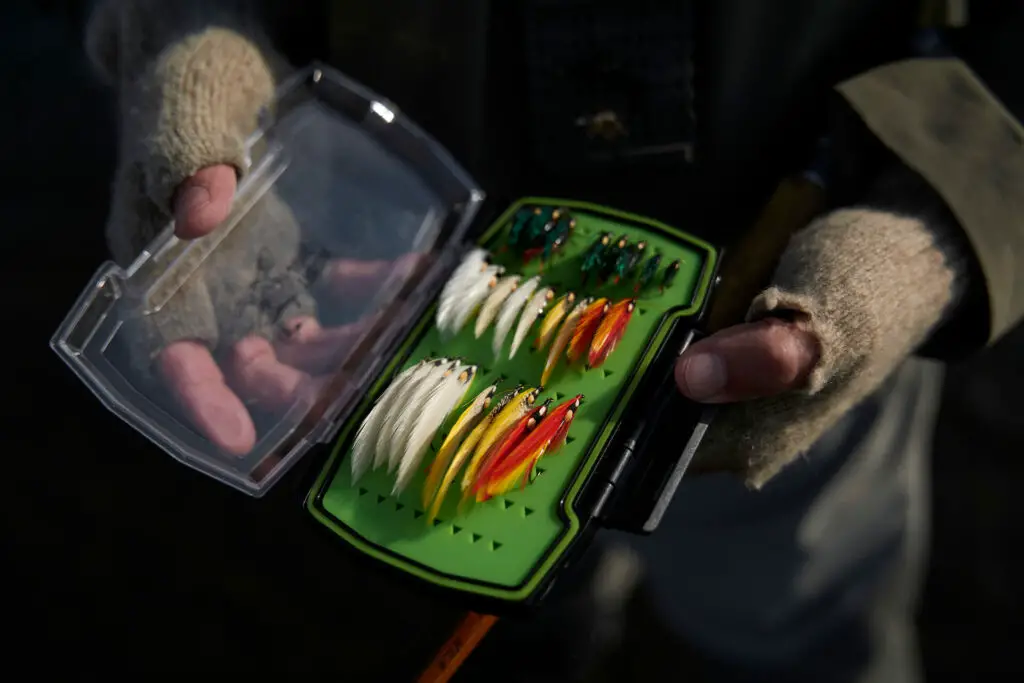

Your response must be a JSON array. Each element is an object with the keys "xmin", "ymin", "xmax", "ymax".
[
  {"xmin": 669, "ymin": 198, "xmax": 959, "ymax": 489},
  {"xmin": 675, "ymin": 317, "xmax": 821, "ymax": 403},
  {"xmin": 158, "ymin": 164, "xmax": 424, "ymax": 456}
]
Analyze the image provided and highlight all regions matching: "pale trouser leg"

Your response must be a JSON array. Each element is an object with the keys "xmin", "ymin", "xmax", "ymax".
[
  {"xmin": 619, "ymin": 358, "xmax": 943, "ymax": 683},
  {"xmin": 856, "ymin": 360, "xmax": 939, "ymax": 683}
]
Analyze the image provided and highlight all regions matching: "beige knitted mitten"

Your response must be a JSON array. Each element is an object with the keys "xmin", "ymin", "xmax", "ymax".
[{"xmin": 694, "ymin": 199, "xmax": 960, "ymax": 489}]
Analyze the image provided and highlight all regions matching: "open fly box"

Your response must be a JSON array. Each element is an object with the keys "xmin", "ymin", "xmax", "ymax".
[{"xmin": 52, "ymin": 64, "xmax": 719, "ymax": 615}]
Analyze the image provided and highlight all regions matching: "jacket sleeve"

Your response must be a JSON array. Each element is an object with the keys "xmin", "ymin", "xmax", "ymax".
[{"xmin": 836, "ymin": 57, "xmax": 1024, "ymax": 347}]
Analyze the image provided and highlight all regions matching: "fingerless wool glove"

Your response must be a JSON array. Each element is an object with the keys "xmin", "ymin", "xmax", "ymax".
[{"xmin": 697, "ymin": 170, "xmax": 965, "ymax": 488}]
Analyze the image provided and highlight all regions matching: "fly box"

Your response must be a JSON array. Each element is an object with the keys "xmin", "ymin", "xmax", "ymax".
[{"xmin": 52, "ymin": 64, "xmax": 719, "ymax": 615}]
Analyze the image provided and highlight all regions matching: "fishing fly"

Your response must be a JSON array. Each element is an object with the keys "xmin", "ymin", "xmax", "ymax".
[
  {"xmin": 580, "ymin": 232, "xmax": 611, "ymax": 287},
  {"xmin": 437, "ymin": 249, "xmax": 488, "ymax": 332},
  {"xmin": 597, "ymin": 235, "xmax": 630, "ymax": 284},
  {"xmin": 661, "ymin": 259, "xmax": 681, "ymax": 292},
  {"xmin": 461, "ymin": 386, "xmax": 541, "ymax": 492},
  {"xmin": 448, "ymin": 263, "xmax": 504, "ymax": 336},
  {"xmin": 611, "ymin": 240, "xmax": 646, "ymax": 284},
  {"xmin": 393, "ymin": 363, "xmax": 477, "ymax": 496},
  {"xmin": 422, "ymin": 384, "xmax": 497, "ymax": 510},
  {"xmin": 351, "ymin": 358, "xmax": 428, "ymax": 482},
  {"xmin": 425, "ymin": 385, "xmax": 521, "ymax": 524},
  {"xmin": 373, "ymin": 357, "xmax": 449, "ymax": 471},
  {"xmin": 567, "ymin": 298, "xmax": 610, "ymax": 365},
  {"xmin": 524, "ymin": 214, "xmax": 574, "ymax": 268},
  {"xmin": 510, "ymin": 287, "xmax": 554, "ymax": 359},
  {"xmin": 473, "ymin": 394, "xmax": 583, "ymax": 501},
  {"xmin": 524, "ymin": 207, "xmax": 554, "ymax": 246},
  {"xmin": 386, "ymin": 359, "xmax": 461, "ymax": 474},
  {"xmin": 492, "ymin": 276, "xmax": 540, "ymax": 359},
  {"xmin": 475, "ymin": 275, "xmax": 521, "ymax": 338},
  {"xmin": 504, "ymin": 206, "xmax": 536, "ymax": 252},
  {"xmin": 542, "ymin": 297, "xmax": 591, "ymax": 386},
  {"xmin": 588, "ymin": 298, "xmax": 636, "ymax": 369},
  {"xmin": 535, "ymin": 292, "xmax": 575, "ymax": 352},
  {"xmin": 467, "ymin": 399, "xmax": 552, "ymax": 502},
  {"xmin": 635, "ymin": 250, "xmax": 662, "ymax": 293}
]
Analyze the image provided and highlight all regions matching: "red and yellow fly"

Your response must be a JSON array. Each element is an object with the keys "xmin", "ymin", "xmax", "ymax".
[
  {"xmin": 587, "ymin": 298, "xmax": 636, "ymax": 369},
  {"xmin": 566, "ymin": 298, "xmax": 609, "ymax": 365},
  {"xmin": 472, "ymin": 394, "xmax": 584, "ymax": 501}
]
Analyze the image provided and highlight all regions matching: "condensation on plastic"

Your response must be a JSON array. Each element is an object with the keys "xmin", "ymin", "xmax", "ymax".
[{"xmin": 51, "ymin": 64, "xmax": 485, "ymax": 497}]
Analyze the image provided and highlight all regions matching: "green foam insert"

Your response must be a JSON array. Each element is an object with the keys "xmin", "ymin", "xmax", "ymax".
[{"xmin": 307, "ymin": 198, "xmax": 716, "ymax": 601}]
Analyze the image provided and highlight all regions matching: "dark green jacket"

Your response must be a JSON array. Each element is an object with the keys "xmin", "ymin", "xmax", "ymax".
[
  {"xmin": 90, "ymin": 0, "xmax": 1024, "ymax": 350},
  {"xmin": 259, "ymin": 0, "xmax": 1024, "ymax": 348}
]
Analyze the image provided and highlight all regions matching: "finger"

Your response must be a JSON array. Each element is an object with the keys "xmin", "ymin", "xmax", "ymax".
[
  {"xmin": 173, "ymin": 164, "xmax": 237, "ymax": 239},
  {"xmin": 275, "ymin": 315, "xmax": 380, "ymax": 375},
  {"xmin": 675, "ymin": 317, "xmax": 820, "ymax": 403},
  {"xmin": 320, "ymin": 252, "xmax": 430, "ymax": 300},
  {"xmin": 156, "ymin": 340, "xmax": 257, "ymax": 456},
  {"xmin": 225, "ymin": 336, "xmax": 326, "ymax": 414}
]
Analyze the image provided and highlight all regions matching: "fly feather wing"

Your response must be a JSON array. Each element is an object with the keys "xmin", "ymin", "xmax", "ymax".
[
  {"xmin": 510, "ymin": 287, "xmax": 553, "ymax": 359},
  {"xmin": 425, "ymin": 386, "xmax": 518, "ymax": 524},
  {"xmin": 421, "ymin": 384, "xmax": 495, "ymax": 509},
  {"xmin": 351, "ymin": 359, "xmax": 426, "ymax": 481},
  {"xmin": 372, "ymin": 358, "xmax": 443, "ymax": 471},
  {"xmin": 587, "ymin": 299, "xmax": 635, "ymax": 369},
  {"xmin": 450, "ymin": 264, "xmax": 503, "ymax": 335},
  {"xmin": 436, "ymin": 249, "xmax": 487, "ymax": 332},
  {"xmin": 492, "ymin": 276, "xmax": 540, "ymax": 359},
  {"xmin": 381, "ymin": 359, "xmax": 452, "ymax": 473},
  {"xmin": 474, "ymin": 275, "xmax": 520, "ymax": 338},
  {"xmin": 393, "ymin": 364, "xmax": 476, "ymax": 496}
]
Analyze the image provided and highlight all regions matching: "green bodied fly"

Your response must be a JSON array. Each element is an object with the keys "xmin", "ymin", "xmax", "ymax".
[
  {"xmin": 526, "ymin": 206, "xmax": 559, "ymax": 244},
  {"xmin": 506, "ymin": 207, "xmax": 535, "ymax": 250},
  {"xmin": 635, "ymin": 250, "xmax": 662, "ymax": 293},
  {"xmin": 579, "ymin": 232, "xmax": 612, "ymax": 286},
  {"xmin": 597, "ymin": 234, "xmax": 630, "ymax": 283},
  {"xmin": 525, "ymin": 213, "xmax": 575, "ymax": 268},
  {"xmin": 611, "ymin": 240, "xmax": 647, "ymax": 283},
  {"xmin": 544, "ymin": 215, "xmax": 575, "ymax": 261},
  {"xmin": 661, "ymin": 259, "xmax": 682, "ymax": 292}
]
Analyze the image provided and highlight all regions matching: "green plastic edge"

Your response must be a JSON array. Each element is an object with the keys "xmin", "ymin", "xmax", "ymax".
[{"xmin": 305, "ymin": 197, "xmax": 718, "ymax": 601}]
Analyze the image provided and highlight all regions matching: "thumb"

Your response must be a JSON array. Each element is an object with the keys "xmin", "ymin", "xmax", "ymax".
[
  {"xmin": 675, "ymin": 317, "xmax": 820, "ymax": 403},
  {"xmin": 173, "ymin": 165, "xmax": 237, "ymax": 239}
]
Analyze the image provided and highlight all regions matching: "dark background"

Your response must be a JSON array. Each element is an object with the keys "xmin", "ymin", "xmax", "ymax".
[{"xmin": 4, "ymin": 1, "xmax": 1022, "ymax": 678}]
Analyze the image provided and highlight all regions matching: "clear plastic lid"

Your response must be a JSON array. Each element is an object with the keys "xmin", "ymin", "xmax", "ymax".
[{"xmin": 51, "ymin": 64, "xmax": 484, "ymax": 497}]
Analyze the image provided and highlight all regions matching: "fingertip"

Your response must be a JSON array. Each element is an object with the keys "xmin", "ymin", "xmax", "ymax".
[
  {"xmin": 226, "ymin": 336, "xmax": 318, "ymax": 413},
  {"xmin": 157, "ymin": 340, "xmax": 257, "ymax": 456},
  {"xmin": 202, "ymin": 399, "xmax": 258, "ymax": 456},
  {"xmin": 173, "ymin": 165, "xmax": 237, "ymax": 239},
  {"xmin": 673, "ymin": 354, "xmax": 687, "ymax": 394},
  {"xmin": 227, "ymin": 336, "xmax": 277, "ymax": 374},
  {"xmin": 675, "ymin": 350, "xmax": 728, "ymax": 403}
]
